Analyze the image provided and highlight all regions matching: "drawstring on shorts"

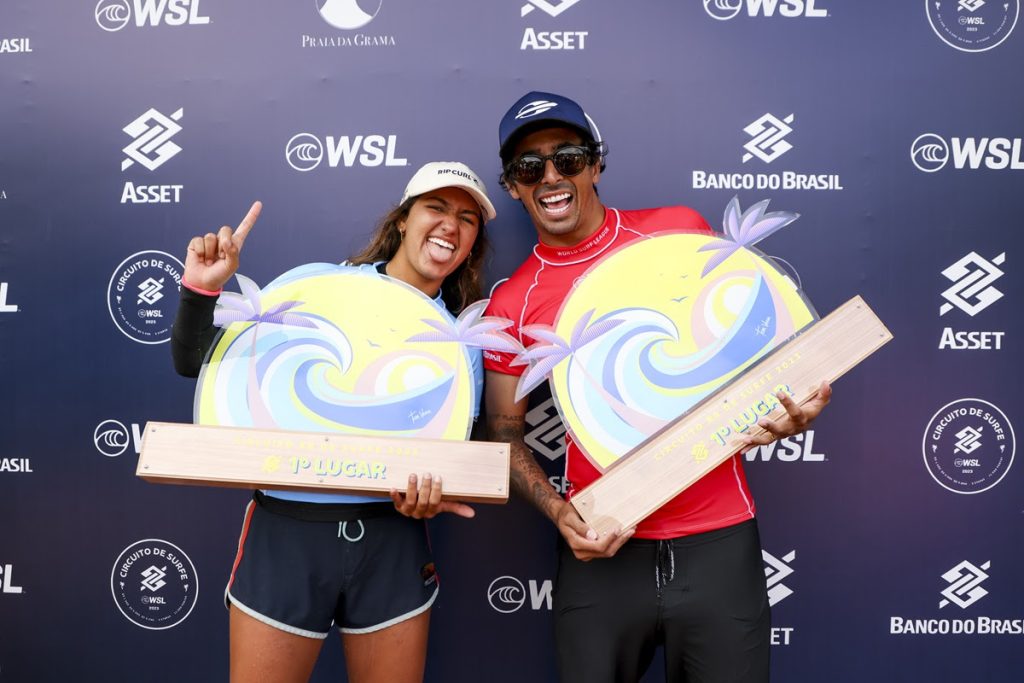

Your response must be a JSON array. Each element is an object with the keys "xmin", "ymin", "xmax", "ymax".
[
  {"xmin": 655, "ymin": 539, "xmax": 675, "ymax": 592},
  {"xmin": 339, "ymin": 520, "xmax": 365, "ymax": 542}
]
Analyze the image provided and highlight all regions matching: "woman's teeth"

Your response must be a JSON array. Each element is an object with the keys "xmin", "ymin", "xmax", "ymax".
[{"xmin": 427, "ymin": 237, "xmax": 455, "ymax": 250}]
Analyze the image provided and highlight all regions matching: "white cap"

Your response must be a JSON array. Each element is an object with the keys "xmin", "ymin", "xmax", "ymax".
[{"xmin": 400, "ymin": 161, "xmax": 496, "ymax": 222}]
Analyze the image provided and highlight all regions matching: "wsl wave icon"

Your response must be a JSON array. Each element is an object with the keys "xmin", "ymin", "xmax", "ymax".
[
  {"xmin": 95, "ymin": 0, "xmax": 131, "ymax": 31},
  {"xmin": 911, "ymin": 134, "xmax": 950, "ymax": 173},
  {"xmin": 511, "ymin": 197, "xmax": 816, "ymax": 472},
  {"xmin": 196, "ymin": 264, "xmax": 518, "ymax": 440},
  {"xmin": 317, "ymin": 0, "xmax": 383, "ymax": 30},
  {"xmin": 704, "ymin": 0, "xmax": 743, "ymax": 20},
  {"xmin": 286, "ymin": 133, "xmax": 324, "ymax": 172}
]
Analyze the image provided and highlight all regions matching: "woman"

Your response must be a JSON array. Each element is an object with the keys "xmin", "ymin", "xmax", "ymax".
[{"xmin": 170, "ymin": 161, "xmax": 496, "ymax": 683}]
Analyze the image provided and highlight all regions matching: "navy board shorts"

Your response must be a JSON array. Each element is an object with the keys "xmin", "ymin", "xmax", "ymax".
[{"xmin": 225, "ymin": 491, "xmax": 439, "ymax": 639}]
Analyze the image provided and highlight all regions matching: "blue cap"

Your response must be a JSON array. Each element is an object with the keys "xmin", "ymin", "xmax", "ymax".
[{"xmin": 498, "ymin": 91, "xmax": 596, "ymax": 159}]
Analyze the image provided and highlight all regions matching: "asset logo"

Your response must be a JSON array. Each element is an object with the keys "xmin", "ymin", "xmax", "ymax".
[
  {"xmin": 525, "ymin": 397, "xmax": 567, "ymax": 462},
  {"xmin": 0, "ymin": 282, "xmax": 19, "ymax": 313},
  {"xmin": 911, "ymin": 133, "xmax": 1024, "ymax": 172},
  {"xmin": 937, "ymin": 252, "xmax": 1005, "ymax": 351},
  {"xmin": 111, "ymin": 539, "xmax": 198, "ymax": 630},
  {"xmin": 940, "ymin": 560, "xmax": 990, "ymax": 609},
  {"xmin": 926, "ymin": 0, "xmax": 1019, "ymax": 52},
  {"xmin": 745, "ymin": 430, "xmax": 825, "ymax": 462},
  {"xmin": 95, "ymin": 419, "xmax": 143, "ymax": 457},
  {"xmin": 0, "ymin": 37, "xmax": 33, "ymax": 54},
  {"xmin": 704, "ymin": 0, "xmax": 828, "ymax": 20},
  {"xmin": 694, "ymin": 113, "xmax": 842, "ymax": 191},
  {"xmin": 0, "ymin": 458, "xmax": 34, "ymax": 473},
  {"xmin": 122, "ymin": 108, "xmax": 183, "ymax": 172},
  {"xmin": 743, "ymin": 113, "xmax": 795, "ymax": 164},
  {"xmin": 520, "ymin": 0, "xmax": 589, "ymax": 50},
  {"xmin": 107, "ymin": 251, "xmax": 183, "ymax": 344},
  {"xmin": 922, "ymin": 399, "xmax": 1014, "ymax": 494},
  {"xmin": 0, "ymin": 564, "xmax": 24, "ymax": 594},
  {"xmin": 284, "ymin": 133, "xmax": 406, "ymax": 171},
  {"xmin": 522, "ymin": 0, "xmax": 582, "ymax": 17},
  {"xmin": 487, "ymin": 575, "xmax": 553, "ymax": 613},
  {"xmin": 940, "ymin": 252, "xmax": 1005, "ymax": 316},
  {"xmin": 763, "ymin": 549, "xmax": 795, "ymax": 607},
  {"xmin": 95, "ymin": 0, "xmax": 210, "ymax": 32},
  {"xmin": 910, "ymin": 134, "xmax": 950, "ymax": 172}
]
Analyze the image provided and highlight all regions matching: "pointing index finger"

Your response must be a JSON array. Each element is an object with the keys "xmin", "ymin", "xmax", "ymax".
[{"xmin": 234, "ymin": 201, "xmax": 262, "ymax": 244}]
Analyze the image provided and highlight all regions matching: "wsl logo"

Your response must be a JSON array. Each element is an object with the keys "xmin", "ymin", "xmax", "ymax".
[
  {"xmin": 95, "ymin": 0, "xmax": 210, "ymax": 32},
  {"xmin": 111, "ymin": 539, "xmax": 198, "ymax": 630},
  {"xmin": 940, "ymin": 560, "xmax": 990, "ymax": 609},
  {"xmin": 94, "ymin": 419, "xmax": 143, "ymax": 457},
  {"xmin": 285, "ymin": 133, "xmax": 407, "ymax": 172},
  {"xmin": 486, "ymin": 575, "xmax": 553, "ymax": 613},
  {"xmin": 704, "ymin": 0, "xmax": 828, "ymax": 20},
  {"xmin": 912, "ymin": 133, "xmax": 1024, "ymax": 171},
  {"xmin": 744, "ymin": 430, "xmax": 825, "ymax": 462},
  {"xmin": 521, "ymin": 0, "xmax": 589, "ymax": 50},
  {"xmin": 922, "ymin": 398, "xmax": 1015, "ymax": 494},
  {"xmin": 0, "ymin": 282, "xmax": 19, "ymax": 313},
  {"xmin": 107, "ymin": 251, "xmax": 184, "ymax": 344},
  {"xmin": 926, "ymin": 0, "xmax": 1019, "ymax": 52}
]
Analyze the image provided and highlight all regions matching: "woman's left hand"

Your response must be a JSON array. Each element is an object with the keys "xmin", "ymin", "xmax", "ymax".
[{"xmin": 390, "ymin": 473, "xmax": 476, "ymax": 519}]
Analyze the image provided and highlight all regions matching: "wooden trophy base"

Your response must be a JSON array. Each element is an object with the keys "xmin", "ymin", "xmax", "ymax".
[{"xmin": 138, "ymin": 422, "xmax": 510, "ymax": 503}]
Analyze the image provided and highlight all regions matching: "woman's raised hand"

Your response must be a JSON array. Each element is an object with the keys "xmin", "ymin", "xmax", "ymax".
[{"xmin": 183, "ymin": 201, "xmax": 262, "ymax": 292}]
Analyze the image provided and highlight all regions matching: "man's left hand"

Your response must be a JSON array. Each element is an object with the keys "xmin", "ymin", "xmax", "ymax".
[{"xmin": 738, "ymin": 381, "xmax": 832, "ymax": 449}]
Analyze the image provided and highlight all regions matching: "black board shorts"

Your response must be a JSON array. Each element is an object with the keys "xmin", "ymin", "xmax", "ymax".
[{"xmin": 225, "ymin": 493, "xmax": 439, "ymax": 639}]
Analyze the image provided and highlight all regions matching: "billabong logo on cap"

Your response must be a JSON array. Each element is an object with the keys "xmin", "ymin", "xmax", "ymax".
[{"xmin": 516, "ymin": 100, "xmax": 559, "ymax": 119}]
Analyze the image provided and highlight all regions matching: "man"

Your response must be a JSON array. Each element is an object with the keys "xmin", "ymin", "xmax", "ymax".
[{"xmin": 483, "ymin": 91, "xmax": 831, "ymax": 682}]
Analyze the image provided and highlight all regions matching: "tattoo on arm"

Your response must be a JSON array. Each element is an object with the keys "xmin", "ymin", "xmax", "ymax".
[{"xmin": 488, "ymin": 413, "xmax": 563, "ymax": 521}]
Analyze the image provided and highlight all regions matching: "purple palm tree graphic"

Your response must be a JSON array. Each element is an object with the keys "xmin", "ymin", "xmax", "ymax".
[
  {"xmin": 697, "ymin": 196, "xmax": 800, "ymax": 278},
  {"xmin": 406, "ymin": 300, "xmax": 523, "ymax": 354},
  {"xmin": 511, "ymin": 309, "xmax": 623, "ymax": 402}
]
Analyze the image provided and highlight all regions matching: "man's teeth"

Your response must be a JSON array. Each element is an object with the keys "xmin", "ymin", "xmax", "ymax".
[
  {"xmin": 540, "ymin": 192, "xmax": 571, "ymax": 206},
  {"xmin": 427, "ymin": 237, "xmax": 455, "ymax": 250}
]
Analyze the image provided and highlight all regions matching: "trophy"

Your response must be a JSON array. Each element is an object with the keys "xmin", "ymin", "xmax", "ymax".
[
  {"xmin": 138, "ymin": 264, "xmax": 518, "ymax": 503},
  {"xmin": 510, "ymin": 197, "xmax": 893, "ymax": 533}
]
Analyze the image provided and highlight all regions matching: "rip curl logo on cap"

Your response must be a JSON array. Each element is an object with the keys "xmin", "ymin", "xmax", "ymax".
[
  {"xmin": 285, "ymin": 133, "xmax": 324, "ymax": 172},
  {"xmin": 911, "ymin": 134, "xmax": 950, "ymax": 173},
  {"xmin": 95, "ymin": 0, "xmax": 131, "ymax": 31},
  {"xmin": 704, "ymin": 0, "xmax": 743, "ymax": 20},
  {"xmin": 487, "ymin": 576, "xmax": 526, "ymax": 613},
  {"xmin": 516, "ymin": 100, "xmax": 559, "ymax": 120}
]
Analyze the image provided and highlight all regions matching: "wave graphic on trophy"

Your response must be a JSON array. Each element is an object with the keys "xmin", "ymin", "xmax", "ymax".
[
  {"xmin": 197, "ymin": 264, "xmax": 520, "ymax": 439},
  {"xmin": 512, "ymin": 197, "xmax": 817, "ymax": 472}
]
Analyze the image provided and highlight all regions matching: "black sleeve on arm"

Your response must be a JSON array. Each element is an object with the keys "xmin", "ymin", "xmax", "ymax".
[{"xmin": 170, "ymin": 287, "xmax": 220, "ymax": 378}]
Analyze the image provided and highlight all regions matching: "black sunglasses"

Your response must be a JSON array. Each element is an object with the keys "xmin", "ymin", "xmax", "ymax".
[{"xmin": 504, "ymin": 145, "xmax": 594, "ymax": 186}]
